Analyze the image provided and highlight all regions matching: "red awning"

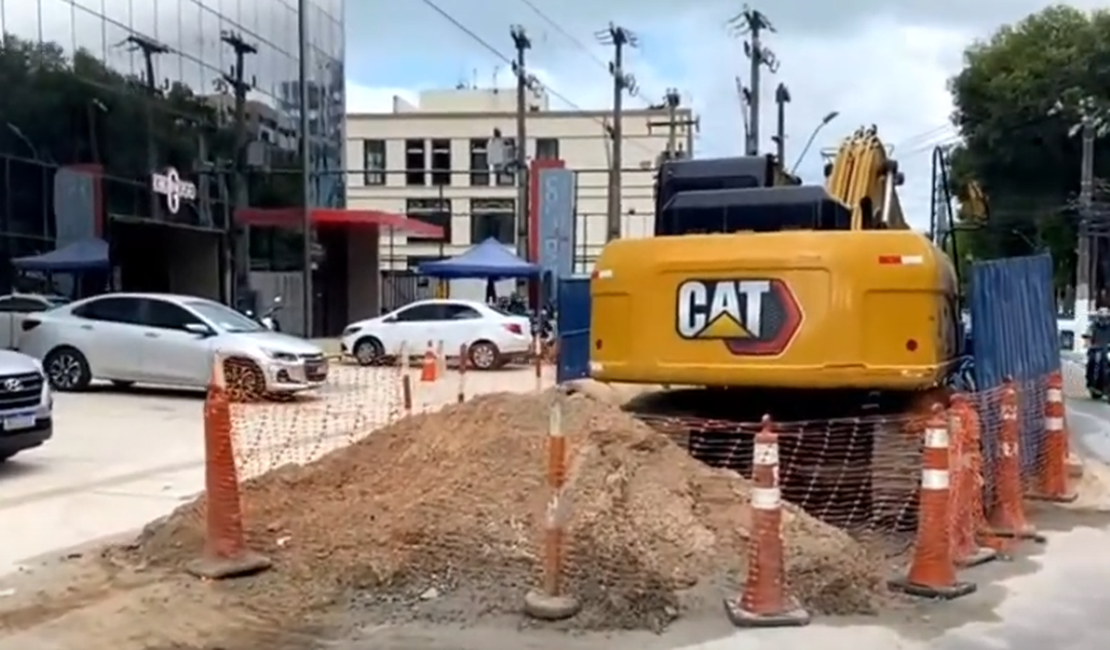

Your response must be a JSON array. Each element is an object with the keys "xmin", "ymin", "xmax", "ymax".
[{"xmin": 234, "ymin": 207, "xmax": 443, "ymax": 238}]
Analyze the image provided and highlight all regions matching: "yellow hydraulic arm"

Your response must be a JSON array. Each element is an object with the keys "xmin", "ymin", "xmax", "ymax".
[{"xmin": 825, "ymin": 126, "xmax": 906, "ymax": 229}]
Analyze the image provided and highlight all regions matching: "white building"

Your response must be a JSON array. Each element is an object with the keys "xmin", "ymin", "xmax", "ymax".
[{"xmin": 345, "ymin": 87, "xmax": 696, "ymax": 277}]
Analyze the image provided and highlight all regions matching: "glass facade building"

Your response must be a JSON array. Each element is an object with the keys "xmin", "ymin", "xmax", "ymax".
[{"xmin": 0, "ymin": 0, "xmax": 345, "ymax": 295}]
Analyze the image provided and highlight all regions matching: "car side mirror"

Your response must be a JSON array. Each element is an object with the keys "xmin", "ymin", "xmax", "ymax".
[
  {"xmin": 184, "ymin": 322, "xmax": 214, "ymax": 337},
  {"xmin": 383, "ymin": 316, "xmax": 397, "ymax": 323}
]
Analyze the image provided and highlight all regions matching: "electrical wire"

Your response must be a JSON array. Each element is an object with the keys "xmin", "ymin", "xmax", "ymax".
[
  {"xmin": 418, "ymin": 0, "xmax": 661, "ymax": 157},
  {"xmin": 515, "ymin": 0, "xmax": 664, "ymax": 110}
]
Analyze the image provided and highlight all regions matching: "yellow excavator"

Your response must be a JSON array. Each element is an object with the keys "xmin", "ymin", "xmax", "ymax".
[{"xmin": 590, "ymin": 127, "xmax": 961, "ymax": 419}]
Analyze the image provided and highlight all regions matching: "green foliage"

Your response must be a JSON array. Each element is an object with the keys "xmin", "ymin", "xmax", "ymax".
[
  {"xmin": 946, "ymin": 5, "xmax": 1110, "ymax": 286},
  {"xmin": 0, "ymin": 33, "xmax": 302, "ymax": 226}
]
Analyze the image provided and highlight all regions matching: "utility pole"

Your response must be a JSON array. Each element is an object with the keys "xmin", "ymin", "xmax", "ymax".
[
  {"xmin": 647, "ymin": 89, "xmax": 698, "ymax": 163},
  {"xmin": 122, "ymin": 35, "xmax": 168, "ymax": 220},
  {"xmin": 220, "ymin": 30, "xmax": 258, "ymax": 312},
  {"xmin": 1055, "ymin": 96, "xmax": 1108, "ymax": 318},
  {"xmin": 510, "ymin": 25, "xmax": 532, "ymax": 261},
  {"xmin": 1079, "ymin": 111, "xmax": 1096, "ymax": 314},
  {"xmin": 728, "ymin": 7, "xmax": 778, "ymax": 155},
  {"xmin": 295, "ymin": 0, "xmax": 314, "ymax": 337},
  {"xmin": 597, "ymin": 23, "xmax": 638, "ymax": 242},
  {"xmin": 771, "ymin": 82, "xmax": 790, "ymax": 164}
]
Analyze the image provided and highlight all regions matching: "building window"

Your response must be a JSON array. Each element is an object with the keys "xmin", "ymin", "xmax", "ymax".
[
  {"xmin": 405, "ymin": 139, "xmax": 426, "ymax": 186},
  {"xmin": 496, "ymin": 138, "xmax": 516, "ymax": 186},
  {"xmin": 363, "ymin": 139, "xmax": 386, "ymax": 185},
  {"xmin": 430, "ymin": 139, "xmax": 451, "ymax": 186},
  {"xmin": 406, "ymin": 198, "xmax": 451, "ymax": 241},
  {"xmin": 471, "ymin": 198, "xmax": 515, "ymax": 244},
  {"xmin": 469, "ymin": 139, "xmax": 490, "ymax": 186},
  {"xmin": 536, "ymin": 137, "xmax": 559, "ymax": 160}
]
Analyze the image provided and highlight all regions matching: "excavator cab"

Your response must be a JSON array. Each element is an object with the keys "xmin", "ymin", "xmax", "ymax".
[
  {"xmin": 655, "ymin": 154, "xmax": 799, "ymax": 235},
  {"xmin": 660, "ymin": 186, "xmax": 852, "ymax": 233}
]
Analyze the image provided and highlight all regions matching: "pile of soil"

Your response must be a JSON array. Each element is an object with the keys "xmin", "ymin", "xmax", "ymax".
[{"xmin": 135, "ymin": 389, "xmax": 890, "ymax": 631}]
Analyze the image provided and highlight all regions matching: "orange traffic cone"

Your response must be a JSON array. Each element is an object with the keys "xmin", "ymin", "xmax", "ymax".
[
  {"xmin": 1028, "ymin": 371, "xmax": 1078, "ymax": 502},
  {"xmin": 420, "ymin": 341, "xmax": 439, "ymax": 383},
  {"xmin": 889, "ymin": 404, "xmax": 976, "ymax": 600},
  {"xmin": 725, "ymin": 415, "xmax": 810, "ymax": 628},
  {"xmin": 187, "ymin": 353, "xmax": 271, "ymax": 580},
  {"xmin": 948, "ymin": 395, "xmax": 996, "ymax": 568},
  {"xmin": 986, "ymin": 378, "xmax": 1045, "ymax": 542}
]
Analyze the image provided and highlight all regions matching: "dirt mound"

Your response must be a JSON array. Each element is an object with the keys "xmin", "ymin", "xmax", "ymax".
[{"xmin": 135, "ymin": 389, "xmax": 889, "ymax": 631}]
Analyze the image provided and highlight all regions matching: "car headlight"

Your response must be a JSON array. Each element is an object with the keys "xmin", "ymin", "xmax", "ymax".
[
  {"xmin": 342, "ymin": 325, "xmax": 361, "ymax": 337},
  {"xmin": 262, "ymin": 349, "xmax": 300, "ymax": 362}
]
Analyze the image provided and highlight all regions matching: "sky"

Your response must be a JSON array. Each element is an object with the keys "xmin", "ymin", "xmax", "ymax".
[{"xmin": 344, "ymin": 0, "xmax": 1105, "ymax": 229}]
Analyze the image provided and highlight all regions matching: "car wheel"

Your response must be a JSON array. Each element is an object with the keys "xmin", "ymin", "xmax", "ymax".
[
  {"xmin": 111, "ymin": 380, "xmax": 135, "ymax": 390},
  {"xmin": 223, "ymin": 357, "xmax": 267, "ymax": 403},
  {"xmin": 44, "ymin": 346, "xmax": 92, "ymax": 391},
  {"xmin": 468, "ymin": 340, "xmax": 502, "ymax": 370},
  {"xmin": 353, "ymin": 336, "xmax": 385, "ymax": 367}
]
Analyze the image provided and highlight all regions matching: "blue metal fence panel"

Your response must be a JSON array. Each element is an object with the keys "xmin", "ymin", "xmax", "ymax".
[
  {"xmin": 556, "ymin": 276, "xmax": 592, "ymax": 383},
  {"xmin": 537, "ymin": 168, "xmax": 576, "ymax": 305},
  {"xmin": 968, "ymin": 254, "xmax": 1058, "ymax": 479}
]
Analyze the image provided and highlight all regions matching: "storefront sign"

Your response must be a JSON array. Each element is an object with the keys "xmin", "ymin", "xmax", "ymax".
[{"xmin": 151, "ymin": 167, "xmax": 196, "ymax": 214}]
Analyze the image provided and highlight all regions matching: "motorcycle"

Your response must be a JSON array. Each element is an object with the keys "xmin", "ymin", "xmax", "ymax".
[
  {"xmin": 241, "ymin": 296, "xmax": 283, "ymax": 331},
  {"xmin": 1086, "ymin": 337, "xmax": 1109, "ymax": 399},
  {"xmin": 260, "ymin": 296, "xmax": 283, "ymax": 332}
]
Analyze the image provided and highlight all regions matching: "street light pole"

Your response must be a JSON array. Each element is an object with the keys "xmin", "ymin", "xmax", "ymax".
[
  {"xmin": 789, "ymin": 111, "xmax": 839, "ymax": 175},
  {"xmin": 297, "ymin": 0, "xmax": 314, "ymax": 338}
]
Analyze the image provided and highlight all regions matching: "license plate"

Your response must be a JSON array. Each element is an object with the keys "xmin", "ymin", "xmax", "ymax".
[
  {"xmin": 306, "ymin": 362, "xmax": 326, "ymax": 379},
  {"xmin": 4, "ymin": 415, "xmax": 35, "ymax": 431}
]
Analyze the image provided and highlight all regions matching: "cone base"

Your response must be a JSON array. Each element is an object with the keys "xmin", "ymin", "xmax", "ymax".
[
  {"xmin": 985, "ymin": 524, "xmax": 1048, "ymax": 543},
  {"xmin": 523, "ymin": 590, "xmax": 581, "ymax": 621},
  {"xmin": 888, "ymin": 576, "xmax": 976, "ymax": 600},
  {"xmin": 723, "ymin": 596, "xmax": 810, "ymax": 628},
  {"xmin": 1027, "ymin": 490, "xmax": 1079, "ymax": 503},
  {"xmin": 187, "ymin": 550, "xmax": 271, "ymax": 580},
  {"xmin": 956, "ymin": 546, "xmax": 998, "ymax": 568}
]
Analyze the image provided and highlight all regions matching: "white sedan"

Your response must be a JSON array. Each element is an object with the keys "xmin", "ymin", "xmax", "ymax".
[
  {"xmin": 341, "ymin": 299, "xmax": 532, "ymax": 370},
  {"xmin": 17, "ymin": 292, "xmax": 327, "ymax": 397}
]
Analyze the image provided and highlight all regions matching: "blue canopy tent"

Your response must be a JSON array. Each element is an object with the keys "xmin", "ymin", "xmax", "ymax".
[
  {"xmin": 12, "ymin": 238, "xmax": 109, "ymax": 272},
  {"xmin": 418, "ymin": 237, "xmax": 540, "ymax": 278}
]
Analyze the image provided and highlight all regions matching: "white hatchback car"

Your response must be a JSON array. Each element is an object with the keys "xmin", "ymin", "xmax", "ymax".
[
  {"xmin": 341, "ymin": 299, "xmax": 532, "ymax": 370},
  {"xmin": 18, "ymin": 292, "xmax": 327, "ymax": 396}
]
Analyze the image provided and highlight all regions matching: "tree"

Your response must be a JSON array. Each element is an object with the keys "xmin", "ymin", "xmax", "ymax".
[
  {"xmin": 946, "ymin": 5, "xmax": 1110, "ymax": 286},
  {"xmin": 0, "ymin": 33, "xmax": 303, "ymax": 265}
]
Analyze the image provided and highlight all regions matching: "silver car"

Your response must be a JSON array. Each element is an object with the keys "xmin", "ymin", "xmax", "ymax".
[
  {"xmin": 0, "ymin": 350, "xmax": 53, "ymax": 462},
  {"xmin": 17, "ymin": 292, "xmax": 327, "ymax": 396}
]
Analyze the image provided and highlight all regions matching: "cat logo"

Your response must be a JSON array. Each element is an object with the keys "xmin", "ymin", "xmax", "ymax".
[{"xmin": 675, "ymin": 278, "xmax": 803, "ymax": 356}]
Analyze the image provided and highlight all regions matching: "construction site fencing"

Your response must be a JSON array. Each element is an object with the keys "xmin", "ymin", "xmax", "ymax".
[
  {"xmin": 555, "ymin": 275, "xmax": 592, "ymax": 383},
  {"xmin": 183, "ymin": 339, "xmax": 1076, "ymax": 627},
  {"xmin": 967, "ymin": 254, "xmax": 1060, "ymax": 484}
]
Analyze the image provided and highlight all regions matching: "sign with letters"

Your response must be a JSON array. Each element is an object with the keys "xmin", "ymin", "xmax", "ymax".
[
  {"xmin": 675, "ymin": 278, "xmax": 803, "ymax": 355},
  {"xmin": 151, "ymin": 167, "xmax": 196, "ymax": 214}
]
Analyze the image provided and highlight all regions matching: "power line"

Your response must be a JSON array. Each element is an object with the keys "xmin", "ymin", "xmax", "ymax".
[
  {"xmin": 419, "ymin": 0, "xmax": 659, "ymax": 158},
  {"xmin": 516, "ymin": 0, "xmax": 660, "ymax": 110}
]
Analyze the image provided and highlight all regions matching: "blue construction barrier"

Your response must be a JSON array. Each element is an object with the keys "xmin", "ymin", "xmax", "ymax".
[
  {"xmin": 968, "ymin": 253, "xmax": 1059, "ymax": 480},
  {"xmin": 555, "ymin": 275, "xmax": 591, "ymax": 383}
]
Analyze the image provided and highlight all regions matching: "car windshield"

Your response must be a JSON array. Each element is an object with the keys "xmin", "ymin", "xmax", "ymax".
[
  {"xmin": 486, "ymin": 303, "xmax": 518, "ymax": 317},
  {"xmin": 186, "ymin": 301, "xmax": 266, "ymax": 333}
]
